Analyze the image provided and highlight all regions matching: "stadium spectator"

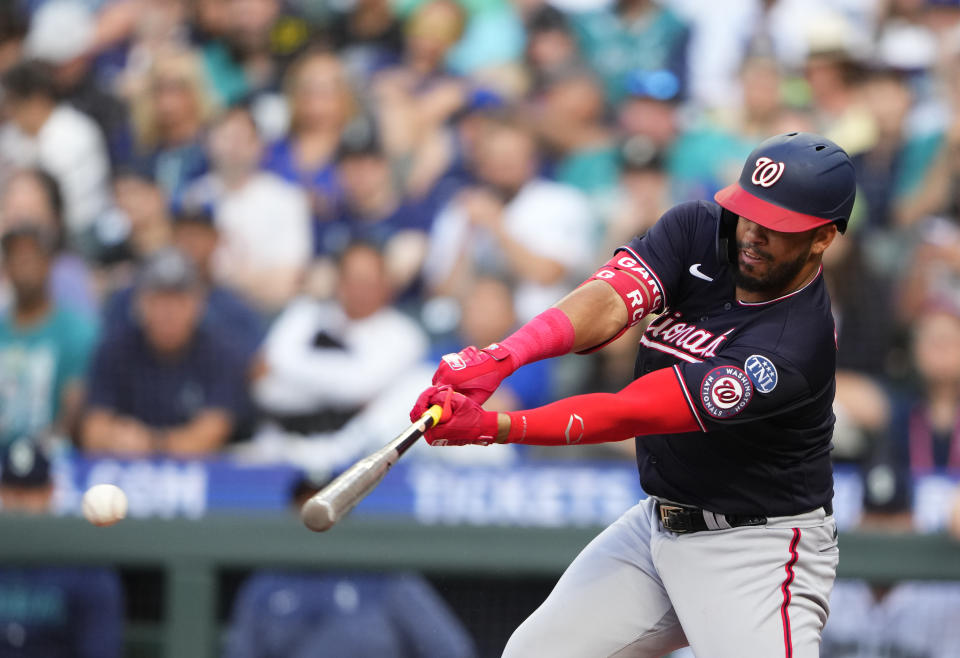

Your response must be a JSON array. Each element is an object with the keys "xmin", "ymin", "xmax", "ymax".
[
  {"xmin": 0, "ymin": 168, "xmax": 97, "ymax": 317},
  {"xmin": 822, "ymin": 455, "xmax": 960, "ymax": 656},
  {"xmin": 325, "ymin": 118, "xmax": 431, "ymax": 294},
  {"xmin": 222, "ymin": 478, "xmax": 476, "ymax": 658},
  {"xmin": 803, "ymin": 38, "xmax": 874, "ymax": 157},
  {"xmin": 81, "ymin": 247, "xmax": 249, "ymax": 456},
  {"xmin": 523, "ymin": 5, "xmax": 578, "ymax": 92},
  {"xmin": 899, "ymin": 216, "xmax": 960, "ymax": 321},
  {"xmin": 424, "ymin": 114, "xmax": 595, "ymax": 322},
  {"xmin": 101, "ymin": 205, "xmax": 266, "ymax": 363},
  {"xmin": 0, "ymin": 224, "xmax": 97, "ymax": 449},
  {"xmin": 570, "ymin": 0, "xmax": 689, "ymax": 106},
  {"xmin": 0, "ymin": 439, "xmax": 123, "ymax": 658},
  {"xmin": 186, "ymin": 103, "xmax": 312, "ymax": 314},
  {"xmin": 254, "ymin": 242, "xmax": 427, "ymax": 441},
  {"xmin": 0, "ymin": 59, "xmax": 111, "ymax": 250},
  {"xmin": 888, "ymin": 304, "xmax": 960, "ymax": 473},
  {"xmin": 327, "ymin": 0, "xmax": 404, "ymax": 78},
  {"xmin": 23, "ymin": 0, "xmax": 132, "ymax": 165},
  {"xmin": 200, "ymin": 0, "xmax": 309, "ymax": 127},
  {"xmin": 0, "ymin": 5, "xmax": 27, "ymax": 76},
  {"xmin": 127, "ymin": 46, "xmax": 215, "ymax": 205},
  {"xmin": 171, "ymin": 206, "xmax": 265, "ymax": 359},
  {"xmin": 370, "ymin": 1, "xmax": 469, "ymax": 166},
  {"xmin": 600, "ymin": 136, "xmax": 670, "ymax": 254},
  {"xmin": 851, "ymin": 68, "xmax": 943, "ymax": 232},
  {"xmin": 264, "ymin": 50, "xmax": 355, "ymax": 227},
  {"xmin": 98, "ymin": 164, "xmax": 173, "ymax": 272},
  {"xmin": 534, "ymin": 65, "xmax": 619, "ymax": 202}
]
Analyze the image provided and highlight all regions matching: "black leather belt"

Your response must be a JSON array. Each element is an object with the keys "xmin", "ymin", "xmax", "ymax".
[
  {"xmin": 655, "ymin": 500, "xmax": 833, "ymax": 534},
  {"xmin": 656, "ymin": 500, "xmax": 766, "ymax": 534}
]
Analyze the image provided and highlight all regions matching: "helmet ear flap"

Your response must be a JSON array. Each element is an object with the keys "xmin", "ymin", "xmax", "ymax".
[{"xmin": 716, "ymin": 208, "xmax": 739, "ymax": 267}]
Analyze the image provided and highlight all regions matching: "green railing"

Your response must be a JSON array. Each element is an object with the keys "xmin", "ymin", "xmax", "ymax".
[{"xmin": 1, "ymin": 514, "xmax": 959, "ymax": 658}]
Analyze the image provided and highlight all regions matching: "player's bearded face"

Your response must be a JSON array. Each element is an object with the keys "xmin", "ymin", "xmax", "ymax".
[{"xmin": 733, "ymin": 220, "xmax": 815, "ymax": 295}]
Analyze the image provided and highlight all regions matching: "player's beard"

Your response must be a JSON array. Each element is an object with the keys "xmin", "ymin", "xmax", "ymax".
[{"xmin": 733, "ymin": 244, "xmax": 810, "ymax": 296}]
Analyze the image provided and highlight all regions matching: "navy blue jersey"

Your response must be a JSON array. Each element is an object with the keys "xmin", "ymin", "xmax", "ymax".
[{"xmin": 623, "ymin": 200, "xmax": 835, "ymax": 517}]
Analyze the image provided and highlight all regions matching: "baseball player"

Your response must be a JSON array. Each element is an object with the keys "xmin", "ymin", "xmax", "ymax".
[{"xmin": 411, "ymin": 132, "xmax": 855, "ymax": 657}]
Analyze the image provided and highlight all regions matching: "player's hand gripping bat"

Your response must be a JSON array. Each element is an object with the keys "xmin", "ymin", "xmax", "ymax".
[{"xmin": 301, "ymin": 404, "xmax": 443, "ymax": 531}]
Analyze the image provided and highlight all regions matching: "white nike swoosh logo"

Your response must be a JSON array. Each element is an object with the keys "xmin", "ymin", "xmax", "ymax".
[{"xmin": 689, "ymin": 263, "xmax": 713, "ymax": 281}]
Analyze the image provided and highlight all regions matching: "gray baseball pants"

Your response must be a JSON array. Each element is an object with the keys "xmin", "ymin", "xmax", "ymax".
[{"xmin": 503, "ymin": 496, "xmax": 839, "ymax": 657}]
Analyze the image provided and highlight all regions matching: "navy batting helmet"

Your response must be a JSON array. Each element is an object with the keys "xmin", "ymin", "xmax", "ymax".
[{"xmin": 715, "ymin": 132, "xmax": 856, "ymax": 234}]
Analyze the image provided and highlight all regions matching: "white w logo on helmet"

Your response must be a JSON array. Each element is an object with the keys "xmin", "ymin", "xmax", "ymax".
[{"xmin": 751, "ymin": 157, "xmax": 785, "ymax": 187}]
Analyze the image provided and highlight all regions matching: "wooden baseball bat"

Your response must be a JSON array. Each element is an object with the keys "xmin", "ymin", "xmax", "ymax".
[{"xmin": 300, "ymin": 404, "xmax": 443, "ymax": 532}]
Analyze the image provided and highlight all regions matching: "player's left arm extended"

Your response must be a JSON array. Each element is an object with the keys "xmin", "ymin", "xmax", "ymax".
[{"xmin": 414, "ymin": 366, "xmax": 701, "ymax": 446}]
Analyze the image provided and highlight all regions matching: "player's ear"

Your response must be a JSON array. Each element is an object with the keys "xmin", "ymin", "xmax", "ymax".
[{"xmin": 810, "ymin": 224, "xmax": 838, "ymax": 257}]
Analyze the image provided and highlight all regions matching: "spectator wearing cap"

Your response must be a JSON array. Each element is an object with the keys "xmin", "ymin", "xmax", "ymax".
[
  {"xmin": 23, "ymin": 0, "xmax": 133, "ymax": 165},
  {"xmin": 424, "ymin": 114, "xmax": 595, "ymax": 322},
  {"xmin": 98, "ymin": 163, "xmax": 174, "ymax": 272},
  {"xmin": 617, "ymin": 68, "xmax": 683, "ymax": 153},
  {"xmin": 0, "ymin": 439, "xmax": 123, "ymax": 658},
  {"xmin": 0, "ymin": 225, "xmax": 97, "ymax": 449},
  {"xmin": 0, "ymin": 168, "xmax": 97, "ymax": 317},
  {"xmin": 600, "ymin": 136, "xmax": 670, "ymax": 255},
  {"xmin": 523, "ymin": 5, "xmax": 579, "ymax": 92},
  {"xmin": 0, "ymin": 60, "xmax": 111, "ymax": 251},
  {"xmin": 185, "ymin": 103, "xmax": 312, "ymax": 315},
  {"xmin": 324, "ymin": 119, "xmax": 432, "ymax": 295},
  {"xmin": 102, "ymin": 205, "xmax": 266, "ymax": 364},
  {"xmin": 127, "ymin": 47, "xmax": 216, "ymax": 207},
  {"xmin": 81, "ymin": 247, "xmax": 250, "ymax": 456},
  {"xmin": 263, "ymin": 50, "xmax": 356, "ymax": 226},
  {"xmin": 570, "ymin": 0, "xmax": 689, "ymax": 106},
  {"xmin": 253, "ymin": 242, "xmax": 427, "ymax": 454},
  {"xmin": 821, "ymin": 454, "xmax": 960, "ymax": 657}
]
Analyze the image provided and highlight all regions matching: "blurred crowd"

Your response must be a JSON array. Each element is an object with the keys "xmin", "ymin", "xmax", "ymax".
[
  {"xmin": 5, "ymin": 0, "xmax": 960, "ymax": 470},
  {"xmin": 3, "ymin": 0, "xmax": 960, "ymax": 494},
  {"xmin": 3, "ymin": 0, "xmax": 960, "ymax": 653}
]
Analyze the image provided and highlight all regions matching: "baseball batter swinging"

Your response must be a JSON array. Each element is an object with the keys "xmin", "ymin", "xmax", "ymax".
[{"xmin": 411, "ymin": 132, "xmax": 854, "ymax": 657}]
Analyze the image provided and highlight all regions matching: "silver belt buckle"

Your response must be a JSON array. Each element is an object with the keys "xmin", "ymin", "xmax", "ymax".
[{"xmin": 658, "ymin": 503, "xmax": 684, "ymax": 530}]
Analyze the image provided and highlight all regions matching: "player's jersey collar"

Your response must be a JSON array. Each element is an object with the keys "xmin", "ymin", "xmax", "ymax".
[{"xmin": 736, "ymin": 264, "xmax": 823, "ymax": 307}]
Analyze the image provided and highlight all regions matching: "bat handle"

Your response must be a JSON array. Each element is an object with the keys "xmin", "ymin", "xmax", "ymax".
[{"xmin": 424, "ymin": 404, "xmax": 443, "ymax": 428}]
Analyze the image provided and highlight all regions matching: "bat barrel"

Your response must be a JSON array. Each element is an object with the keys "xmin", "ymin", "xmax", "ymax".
[
  {"xmin": 301, "ymin": 405, "xmax": 442, "ymax": 532},
  {"xmin": 301, "ymin": 498, "xmax": 338, "ymax": 532}
]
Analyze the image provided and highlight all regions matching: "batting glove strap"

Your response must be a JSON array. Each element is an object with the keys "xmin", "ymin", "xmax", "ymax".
[{"xmin": 418, "ymin": 386, "xmax": 500, "ymax": 446}]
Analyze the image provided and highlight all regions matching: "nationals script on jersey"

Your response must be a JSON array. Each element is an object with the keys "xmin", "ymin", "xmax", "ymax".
[{"xmin": 620, "ymin": 200, "xmax": 836, "ymax": 517}]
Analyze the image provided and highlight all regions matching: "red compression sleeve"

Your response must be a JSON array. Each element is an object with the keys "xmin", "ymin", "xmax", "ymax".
[
  {"xmin": 496, "ymin": 307, "xmax": 575, "ymax": 369},
  {"xmin": 506, "ymin": 367, "xmax": 704, "ymax": 445}
]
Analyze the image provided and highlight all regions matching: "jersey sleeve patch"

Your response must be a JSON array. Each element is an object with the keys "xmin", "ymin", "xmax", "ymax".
[
  {"xmin": 744, "ymin": 354, "xmax": 778, "ymax": 394},
  {"xmin": 699, "ymin": 366, "xmax": 753, "ymax": 418}
]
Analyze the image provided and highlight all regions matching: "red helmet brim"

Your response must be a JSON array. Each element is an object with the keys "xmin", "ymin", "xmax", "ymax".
[{"xmin": 714, "ymin": 183, "xmax": 834, "ymax": 233}]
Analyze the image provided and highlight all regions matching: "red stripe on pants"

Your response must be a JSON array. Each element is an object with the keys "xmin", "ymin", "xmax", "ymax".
[{"xmin": 780, "ymin": 528, "xmax": 801, "ymax": 658}]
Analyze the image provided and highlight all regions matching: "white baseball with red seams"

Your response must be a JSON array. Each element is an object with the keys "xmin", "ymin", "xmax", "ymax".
[{"xmin": 82, "ymin": 484, "xmax": 128, "ymax": 527}]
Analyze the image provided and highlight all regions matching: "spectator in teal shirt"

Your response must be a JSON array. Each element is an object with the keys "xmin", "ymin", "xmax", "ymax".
[
  {"xmin": 572, "ymin": 0, "xmax": 689, "ymax": 106},
  {"xmin": 0, "ymin": 225, "xmax": 97, "ymax": 448}
]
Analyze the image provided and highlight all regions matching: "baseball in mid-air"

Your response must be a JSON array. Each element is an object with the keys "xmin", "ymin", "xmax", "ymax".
[{"xmin": 81, "ymin": 484, "xmax": 128, "ymax": 527}]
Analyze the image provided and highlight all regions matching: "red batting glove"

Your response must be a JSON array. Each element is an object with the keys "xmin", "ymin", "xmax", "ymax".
[
  {"xmin": 430, "ymin": 344, "xmax": 517, "ymax": 404},
  {"xmin": 411, "ymin": 386, "xmax": 500, "ymax": 446}
]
